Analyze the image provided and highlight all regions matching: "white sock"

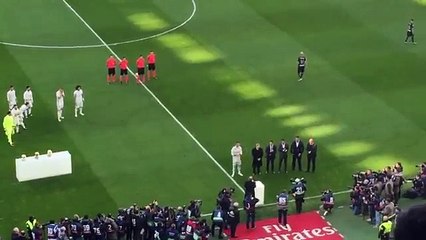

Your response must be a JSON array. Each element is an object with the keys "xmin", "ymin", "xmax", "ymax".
[
  {"xmin": 16, "ymin": 126, "xmax": 19, "ymax": 133},
  {"xmin": 21, "ymin": 123, "xmax": 26, "ymax": 129},
  {"xmin": 79, "ymin": 108, "xmax": 83, "ymax": 114},
  {"xmin": 28, "ymin": 108, "xmax": 32, "ymax": 115},
  {"xmin": 237, "ymin": 165, "xmax": 241, "ymax": 173},
  {"xmin": 75, "ymin": 108, "xmax": 78, "ymax": 116}
]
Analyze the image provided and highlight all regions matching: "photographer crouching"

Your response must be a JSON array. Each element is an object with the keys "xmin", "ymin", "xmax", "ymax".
[
  {"xmin": 403, "ymin": 163, "xmax": 426, "ymax": 199},
  {"xmin": 320, "ymin": 189, "xmax": 334, "ymax": 216},
  {"xmin": 290, "ymin": 178, "xmax": 307, "ymax": 214}
]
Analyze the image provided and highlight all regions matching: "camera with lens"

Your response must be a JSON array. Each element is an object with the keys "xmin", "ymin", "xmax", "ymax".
[
  {"xmin": 190, "ymin": 199, "xmax": 203, "ymax": 206},
  {"xmin": 320, "ymin": 189, "xmax": 332, "ymax": 201},
  {"xmin": 290, "ymin": 177, "xmax": 306, "ymax": 185},
  {"xmin": 415, "ymin": 163, "xmax": 426, "ymax": 168}
]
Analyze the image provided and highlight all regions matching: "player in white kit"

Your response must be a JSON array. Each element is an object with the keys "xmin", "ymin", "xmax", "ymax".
[
  {"xmin": 231, "ymin": 141, "xmax": 244, "ymax": 177},
  {"xmin": 11, "ymin": 105, "xmax": 22, "ymax": 133},
  {"xmin": 23, "ymin": 86, "xmax": 33, "ymax": 117},
  {"xmin": 56, "ymin": 88, "xmax": 65, "ymax": 122},
  {"xmin": 73, "ymin": 85, "xmax": 84, "ymax": 117},
  {"xmin": 6, "ymin": 85, "xmax": 17, "ymax": 110},
  {"xmin": 18, "ymin": 103, "xmax": 28, "ymax": 131}
]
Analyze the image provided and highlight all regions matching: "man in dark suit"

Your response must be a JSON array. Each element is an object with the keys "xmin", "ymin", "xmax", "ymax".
[
  {"xmin": 244, "ymin": 176, "xmax": 256, "ymax": 198},
  {"xmin": 265, "ymin": 140, "xmax": 277, "ymax": 174},
  {"xmin": 251, "ymin": 143, "xmax": 263, "ymax": 175},
  {"xmin": 278, "ymin": 139, "xmax": 289, "ymax": 173},
  {"xmin": 290, "ymin": 136, "xmax": 304, "ymax": 171},
  {"xmin": 306, "ymin": 138, "xmax": 317, "ymax": 172}
]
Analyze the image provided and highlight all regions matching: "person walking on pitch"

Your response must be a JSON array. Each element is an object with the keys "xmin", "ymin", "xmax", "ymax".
[
  {"xmin": 23, "ymin": 86, "xmax": 34, "ymax": 117},
  {"xmin": 297, "ymin": 52, "xmax": 307, "ymax": 81},
  {"xmin": 3, "ymin": 111, "xmax": 15, "ymax": 146},
  {"xmin": 56, "ymin": 88, "xmax": 65, "ymax": 122},
  {"xmin": 404, "ymin": 19, "xmax": 416, "ymax": 44},
  {"xmin": 73, "ymin": 85, "xmax": 84, "ymax": 117},
  {"xmin": 231, "ymin": 141, "xmax": 243, "ymax": 177}
]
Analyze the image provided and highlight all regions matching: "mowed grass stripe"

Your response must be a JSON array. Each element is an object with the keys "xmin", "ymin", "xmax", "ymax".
[
  {"xmin": 0, "ymin": 0, "xmax": 233, "ymax": 233},
  {"xmin": 0, "ymin": 44, "xmax": 117, "ymax": 236},
  {"xmin": 60, "ymin": 0, "xmax": 243, "ymax": 206},
  {"xmin": 150, "ymin": 0, "xmax": 425, "ymax": 199}
]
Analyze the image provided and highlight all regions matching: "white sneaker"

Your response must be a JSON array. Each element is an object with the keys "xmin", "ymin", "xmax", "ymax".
[
  {"xmin": 238, "ymin": 172, "xmax": 243, "ymax": 176},
  {"xmin": 80, "ymin": 112, "xmax": 85, "ymax": 116},
  {"xmin": 58, "ymin": 118, "xmax": 61, "ymax": 122},
  {"xmin": 75, "ymin": 114, "xmax": 77, "ymax": 117},
  {"xmin": 298, "ymin": 78, "xmax": 303, "ymax": 81},
  {"xmin": 61, "ymin": 116, "xmax": 65, "ymax": 119},
  {"xmin": 231, "ymin": 173, "xmax": 235, "ymax": 177}
]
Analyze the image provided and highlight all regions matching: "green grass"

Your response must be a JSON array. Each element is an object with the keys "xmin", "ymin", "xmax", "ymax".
[{"xmin": 0, "ymin": 0, "xmax": 425, "ymax": 238}]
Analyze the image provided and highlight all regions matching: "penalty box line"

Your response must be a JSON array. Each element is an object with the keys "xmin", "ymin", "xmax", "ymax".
[{"xmin": 60, "ymin": 0, "xmax": 245, "ymax": 194}]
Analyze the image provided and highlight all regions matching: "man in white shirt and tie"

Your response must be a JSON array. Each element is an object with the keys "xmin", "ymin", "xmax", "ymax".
[
  {"xmin": 265, "ymin": 140, "xmax": 277, "ymax": 174},
  {"xmin": 290, "ymin": 136, "xmax": 305, "ymax": 171},
  {"xmin": 23, "ymin": 86, "xmax": 34, "ymax": 117},
  {"xmin": 231, "ymin": 141, "xmax": 243, "ymax": 177}
]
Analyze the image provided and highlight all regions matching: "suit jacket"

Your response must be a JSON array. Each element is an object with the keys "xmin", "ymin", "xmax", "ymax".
[
  {"xmin": 251, "ymin": 147, "xmax": 263, "ymax": 162},
  {"xmin": 290, "ymin": 140, "xmax": 304, "ymax": 156},
  {"xmin": 278, "ymin": 142, "xmax": 289, "ymax": 158},
  {"xmin": 307, "ymin": 143, "xmax": 317, "ymax": 157},
  {"xmin": 265, "ymin": 144, "xmax": 277, "ymax": 159}
]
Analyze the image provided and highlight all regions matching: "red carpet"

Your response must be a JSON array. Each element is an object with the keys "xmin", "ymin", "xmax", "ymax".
[{"xmin": 230, "ymin": 211, "xmax": 344, "ymax": 240}]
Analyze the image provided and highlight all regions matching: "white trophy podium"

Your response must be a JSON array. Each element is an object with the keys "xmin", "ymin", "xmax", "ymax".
[
  {"xmin": 15, "ymin": 151, "xmax": 72, "ymax": 182},
  {"xmin": 255, "ymin": 180, "xmax": 265, "ymax": 206}
]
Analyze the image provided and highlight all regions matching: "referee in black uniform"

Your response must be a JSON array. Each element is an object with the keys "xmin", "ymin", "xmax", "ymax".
[
  {"xmin": 297, "ymin": 51, "xmax": 307, "ymax": 81},
  {"xmin": 404, "ymin": 19, "xmax": 416, "ymax": 44}
]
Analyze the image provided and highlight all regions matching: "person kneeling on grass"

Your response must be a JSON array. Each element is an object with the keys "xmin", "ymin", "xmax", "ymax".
[{"xmin": 320, "ymin": 189, "xmax": 334, "ymax": 216}]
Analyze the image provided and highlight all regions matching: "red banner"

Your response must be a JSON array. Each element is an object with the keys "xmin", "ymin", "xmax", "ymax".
[{"xmin": 233, "ymin": 211, "xmax": 344, "ymax": 240}]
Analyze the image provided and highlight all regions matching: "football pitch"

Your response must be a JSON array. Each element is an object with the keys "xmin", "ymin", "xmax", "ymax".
[{"xmin": 0, "ymin": 0, "xmax": 426, "ymax": 237}]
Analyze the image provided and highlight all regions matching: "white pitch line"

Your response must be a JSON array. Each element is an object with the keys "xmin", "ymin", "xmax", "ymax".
[
  {"xmin": 200, "ymin": 189, "xmax": 352, "ymax": 217},
  {"xmin": 0, "ymin": 0, "xmax": 196, "ymax": 49},
  {"xmin": 61, "ymin": 0, "xmax": 245, "ymax": 193}
]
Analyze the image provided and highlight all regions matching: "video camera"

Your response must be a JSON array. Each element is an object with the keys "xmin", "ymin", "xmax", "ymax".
[
  {"xmin": 190, "ymin": 199, "xmax": 203, "ymax": 206},
  {"xmin": 415, "ymin": 163, "xmax": 426, "ymax": 168},
  {"xmin": 290, "ymin": 178, "xmax": 306, "ymax": 185},
  {"xmin": 320, "ymin": 189, "xmax": 332, "ymax": 201}
]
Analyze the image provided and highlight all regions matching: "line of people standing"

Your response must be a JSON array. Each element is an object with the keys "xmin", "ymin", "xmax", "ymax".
[{"xmin": 250, "ymin": 136, "xmax": 318, "ymax": 175}]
